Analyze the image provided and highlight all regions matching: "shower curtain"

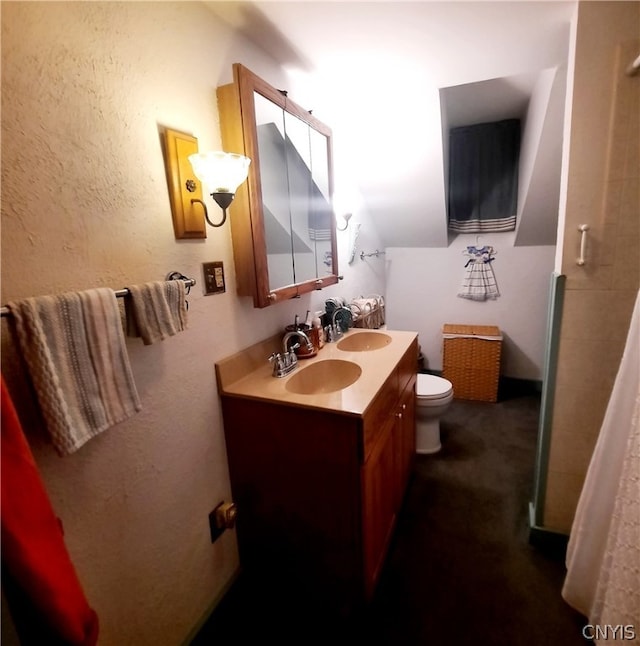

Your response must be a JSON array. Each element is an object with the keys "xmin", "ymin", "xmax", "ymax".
[{"xmin": 562, "ymin": 290, "xmax": 640, "ymax": 641}]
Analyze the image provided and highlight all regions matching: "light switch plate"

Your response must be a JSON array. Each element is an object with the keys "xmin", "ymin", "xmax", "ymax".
[{"xmin": 203, "ymin": 261, "xmax": 225, "ymax": 295}]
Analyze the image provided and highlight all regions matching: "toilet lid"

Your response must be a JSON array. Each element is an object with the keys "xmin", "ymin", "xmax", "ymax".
[{"xmin": 416, "ymin": 374, "xmax": 453, "ymax": 399}]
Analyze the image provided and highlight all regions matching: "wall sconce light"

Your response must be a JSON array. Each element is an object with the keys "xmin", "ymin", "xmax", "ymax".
[
  {"xmin": 188, "ymin": 152, "xmax": 251, "ymax": 228},
  {"xmin": 163, "ymin": 128, "xmax": 251, "ymax": 239},
  {"xmin": 336, "ymin": 212, "xmax": 353, "ymax": 231}
]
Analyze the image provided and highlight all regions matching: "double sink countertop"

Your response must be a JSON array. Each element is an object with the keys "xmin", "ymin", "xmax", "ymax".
[{"xmin": 215, "ymin": 328, "xmax": 418, "ymax": 417}]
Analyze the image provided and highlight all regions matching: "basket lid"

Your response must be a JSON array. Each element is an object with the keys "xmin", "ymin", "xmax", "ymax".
[{"xmin": 443, "ymin": 323, "xmax": 502, "ymax": 340}]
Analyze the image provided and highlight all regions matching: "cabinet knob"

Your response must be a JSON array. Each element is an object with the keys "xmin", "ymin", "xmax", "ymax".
[
  {"xmin": 402, "ymin": 404, "xmax": 407, "ymax": 410},
  {"xmin": 396, "ymin": 412, "xmax": 403, "ymax": 419}
]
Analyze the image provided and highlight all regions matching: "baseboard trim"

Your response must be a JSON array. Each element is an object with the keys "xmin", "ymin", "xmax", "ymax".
[
  {"xmin": 420, "ymin": 371, "xmax": 542, "ymax": 399},
  {"xmin": 498, "ymin": 377, "xmax": 542, "ymax": 399},
  {"xmin": 528, "ymin": 502, "xmax": 569, "ymax": 560},
  {"xmin": 181, "ymin": 567, "xmax": 241, "ymax": 646}
]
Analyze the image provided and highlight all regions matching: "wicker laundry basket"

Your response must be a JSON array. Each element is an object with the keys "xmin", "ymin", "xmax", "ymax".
[{"xmin": 442, "ymin": 324, "xmax": 503, "ymax": 402}]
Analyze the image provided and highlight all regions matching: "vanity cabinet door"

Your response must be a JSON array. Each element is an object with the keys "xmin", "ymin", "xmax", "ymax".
[
  {"xmin": 362, "ymin": 414, "xmax": 396, "ymax": 600},
  {"xmin": 361, "ymin": 347, "xmax": 416, "ymax": 597},
  {"xmin": 220, "ymin": 396, "xmax": 363, "ymax": 614},
  {"xmin": 394, "ymin": 340, "xmax": 417, "ymax": 506},
  {"xmin": 395, "ymin": 378, "xmax": 416, "ymax": 509}
]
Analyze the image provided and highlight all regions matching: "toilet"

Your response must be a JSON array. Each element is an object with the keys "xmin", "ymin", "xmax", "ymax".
[{"xmin": 415, "ymin": 374, "xmax": 454, "ymax": 454}]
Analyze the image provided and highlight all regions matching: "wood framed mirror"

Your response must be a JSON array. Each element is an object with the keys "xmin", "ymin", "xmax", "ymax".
[{"xmin": 217, "ymin": 64, "xmax": 340, "ymax": 308}]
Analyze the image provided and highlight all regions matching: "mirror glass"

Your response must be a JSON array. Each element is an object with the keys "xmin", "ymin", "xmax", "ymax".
[
  {"xmin": 254, "ymin": 91, "xmax": 295, "ymax": 290},
  {"xmin": 253, "ymin": 91, "xmax": 335, "ymax": 293},
  {"xmin": 284, "ymin": 109, "xmax": 315, "ymax": 287},
  {"xmin": 308, "ymin": 125, "xmax": 333, "ymax": 280}
]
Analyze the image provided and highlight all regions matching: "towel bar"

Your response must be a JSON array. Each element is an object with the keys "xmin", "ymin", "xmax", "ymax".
[
  {"xmin": 360, "ymin": 249, "xmax": 386, "ymax": 260},
  {"xmin": 0, "ymin": 273, "xmax": 196, "ymax": 318}
]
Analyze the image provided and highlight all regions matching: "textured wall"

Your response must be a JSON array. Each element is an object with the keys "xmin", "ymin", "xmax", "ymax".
[
  {"xmin": 0, "ymin": 3, "xmax": 384, "ymax": 644},
  {"xmin": 544, "ymin": 1, "xmax": 639, "ymax": 533}
]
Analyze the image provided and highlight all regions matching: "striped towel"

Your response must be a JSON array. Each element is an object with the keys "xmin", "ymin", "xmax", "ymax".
[
  {"xmin": 126, "ymin": 280, "xmax": 187, "ymax": 345},
  {"xmin": 7, "ymin": 289, "xmax": 142, "ymax": 456}
]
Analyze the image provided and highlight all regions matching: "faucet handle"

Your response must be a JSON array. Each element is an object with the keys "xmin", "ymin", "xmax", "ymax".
[
  {"xmin": 285, "ymin": 349, "xmax": 298, "ymax": 369},
  {"xmin": 268, "ymin": 352, "xmax": 284, "ymax": 377},
  {"xmin": 269, "ymin": 352, "xmax": 283, "ymax": 368}
]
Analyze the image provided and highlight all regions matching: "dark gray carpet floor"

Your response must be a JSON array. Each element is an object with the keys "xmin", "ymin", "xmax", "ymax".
[{"xmin": 193, "ymin": 391, "xmax": 590, "ymax": 645}]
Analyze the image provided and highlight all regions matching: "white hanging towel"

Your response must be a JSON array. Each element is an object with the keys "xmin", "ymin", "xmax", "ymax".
[
  {"xmin": 457, "ymin": 245, "xmax": 500, "ymax": 301},
  {"xmin": 562, "ymin": 290, "xmax": 640, "ymax": 637},
  {"xmin": 126, "ymin": 280, "xmax": 187, "ymax": 345},
  {"xmin": 7, "ymin": 288, "xmax": 142, "ymax": 455}
]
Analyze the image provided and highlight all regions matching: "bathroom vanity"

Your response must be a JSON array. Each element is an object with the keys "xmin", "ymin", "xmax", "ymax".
[{"xmin": 215, "ymin": 329, "xmax": 418, "ymax": 615}]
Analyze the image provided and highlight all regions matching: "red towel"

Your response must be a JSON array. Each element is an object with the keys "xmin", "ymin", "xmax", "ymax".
[{"xmin": 1, "ymin": 376, "xmax": 99, "ymax": 645}]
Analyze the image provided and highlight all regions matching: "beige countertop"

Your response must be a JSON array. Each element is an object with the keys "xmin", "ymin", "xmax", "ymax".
[{"xmin": 215, "ymin": 328, "xmax": 418, "ymax": 417}]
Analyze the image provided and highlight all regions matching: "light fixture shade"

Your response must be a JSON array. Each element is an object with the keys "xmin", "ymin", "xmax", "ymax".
[{"xmin": 188, "ymin": 151, "xmax": 251, "ymax": 194}]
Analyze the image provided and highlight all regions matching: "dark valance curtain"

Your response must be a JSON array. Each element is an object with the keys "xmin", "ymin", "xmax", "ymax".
[{"xmin": 448, "ymin": 119, "xmax": 520, "ymax": 233}]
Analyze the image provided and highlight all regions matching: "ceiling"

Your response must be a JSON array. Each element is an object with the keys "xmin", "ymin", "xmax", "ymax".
[{"xmin": 208, "ymin": 1, "xmax": 576, "ymax": 248}]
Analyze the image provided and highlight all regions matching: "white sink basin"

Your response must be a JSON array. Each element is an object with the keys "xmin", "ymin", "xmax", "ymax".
[{"xmin": 285, "ymin": 359, "xmax": 362, "ymax": 395}]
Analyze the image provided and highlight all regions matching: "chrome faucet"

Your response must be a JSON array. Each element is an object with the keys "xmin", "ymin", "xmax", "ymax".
[
  {"xmin": 327, "ymin": 307, "xmax": 351, "ymax": 342},
  {"xmin": 269, "ymin": 329, "xmax": 315, "ymax": 378},
  {"xmin": 282, "ymin": 329, "xmax": 314, "ymax": 355}
]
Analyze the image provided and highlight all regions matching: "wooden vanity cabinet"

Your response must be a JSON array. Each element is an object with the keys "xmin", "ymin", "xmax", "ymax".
[{"xmin": 220, "ymin": 339, "xmax": 418, "ymax": 615}]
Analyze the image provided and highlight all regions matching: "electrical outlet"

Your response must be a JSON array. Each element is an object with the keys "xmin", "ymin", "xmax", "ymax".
[
  {"xmin": 208, "ymin": 501, "xmax": 237, "ymax": 543},
  {"xmin": 209, "ymin": 503, "xmax": 225, "ymax": 543},
  {"xmin": 202, "ymin": 261, "xmax": 225, "ymax": 295}
]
